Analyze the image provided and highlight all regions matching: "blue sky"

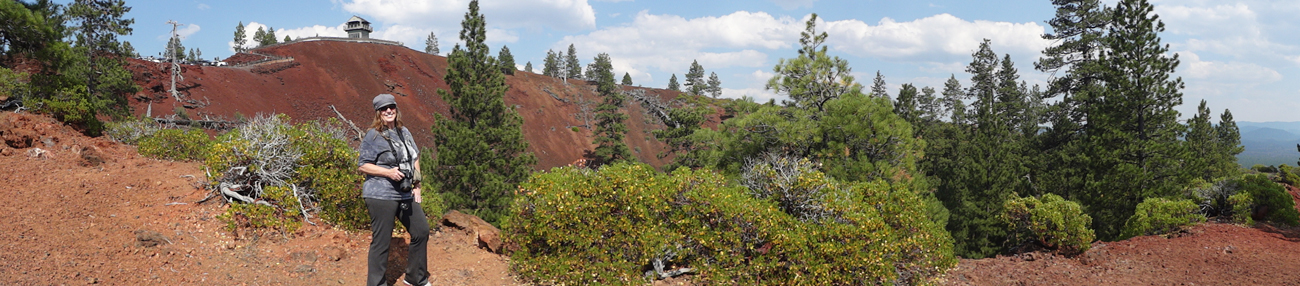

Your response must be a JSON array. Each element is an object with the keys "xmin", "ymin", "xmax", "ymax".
[{"xmin": 110, "ymin": 0, "xmax": 1300, "ymax": 122}]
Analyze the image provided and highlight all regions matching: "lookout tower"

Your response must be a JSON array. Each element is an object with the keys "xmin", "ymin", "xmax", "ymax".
[{"xmin": 344, "ymin": 16, "xmax": 372, "ymax": 39}]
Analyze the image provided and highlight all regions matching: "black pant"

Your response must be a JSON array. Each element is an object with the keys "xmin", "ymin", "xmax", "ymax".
[{"xmin": 365, "ymin": 198, "xmax": 430, "ymax": 286}]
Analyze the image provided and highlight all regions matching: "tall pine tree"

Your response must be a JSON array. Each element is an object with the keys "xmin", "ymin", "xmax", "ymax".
[
  {"xmin": 684, "ymin": 60, "xmax": 705, "ymax": 95},
  {"xmin": 766, "ymin": 14, "xmax": 855, "ymax": 112},
  {"xmin": 589, "ymin": 53, "xmax": 632, "ymax": 167},
  {"xmin": 498, "ymin": 45, "xmax": 514, "ymax": 75},
  {"xmin": 706, "ymin": 72, "xmax": 721, "ymax": 98},
  {"xmin": 233, "ymin": 22, "xmax": 247, "ymax": 53},
  {"xmin": 425, "ymin": 31, "xmax": 439, "ymax": 54},
  {"xmin": 1082, "ymin": 0, "xmax": 1188, "ymax": 239},
  {"xmin": 667, "ymin": 74, "xmax": 680, "ymax": 91},
  {"xmin": 870, "ymin": 71, "xmax": 887, "ymax": 98},
  {"xmin": 621, "ymin": 72, "xmax": 633, "ymax": 85},
  {"xmin": 430, "ymin": 0, "xmax": 537, "ymax": 225},
  {"xmin": 564, "ymin": 44, "xmax": 581, "ymax": 79}
]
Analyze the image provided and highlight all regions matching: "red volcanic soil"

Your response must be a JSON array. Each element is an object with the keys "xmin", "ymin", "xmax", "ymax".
[
  {"xmin": 944, "ymin": 187, "xmax": 1300, "ymax": 285},
  {"xmin": 0, "ymin": 112, "xmax": 518, "ymax": 285},
  {"xmin": 124, "ymin": 40, "xmax": 696, "ymax": 170}
]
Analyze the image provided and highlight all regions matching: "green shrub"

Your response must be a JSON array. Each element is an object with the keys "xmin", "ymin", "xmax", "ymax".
[
  {"xmin": 1233, "ymin": 174, "xmax": 1299, "ymax": 226},
  {"xmin": 217, "ymin": 186, "xmax": 304, "ymax": 233},
  {"xmin": 1002, "ymin": 194, "xmax": 1095, "ymax": 255},
  {"xmin": 570, "ymin": 126, "xmax": 579, "ymax": 132},
  {"xmin": 1251, "ymin": 164, "xmax": 1277, "ymax": 173},
  {"xmin": 1228, "ymin": 192, "xmax": 1254, "ymax": 225},
  {"xmin": 1120, "ymin": 198, "xmax": 1206, "ymax": 239},
  {"xmin": 1277, "ymin": 165, "xmax": 1300, "ymax": 187},
  {"xmin": 205, "ymin": 115, "xmax": 366, "ymax": 232},
  {"xmin": 504, "ymin": 163, "xmax": 955, "ymax": 286},
  {"xmin": 137, "ymin": 128, "xmax": 209, "ymax": 161},
  {"xmin": 104, "ymin": 117, "xmax": 160, "ymax": 145}
]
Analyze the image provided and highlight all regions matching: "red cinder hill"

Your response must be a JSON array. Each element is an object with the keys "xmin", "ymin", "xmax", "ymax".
[{"xmin": 125, "ymin": 40, "xmax": 693, "ymax": 169}]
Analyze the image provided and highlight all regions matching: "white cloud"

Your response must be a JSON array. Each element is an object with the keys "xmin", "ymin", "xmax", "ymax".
[
  {"xmin": 822, "ymin": 14, "xmax": 1049, "ymax": 61},
  {"xmin": 723, "ymin": 87, "xmax": 781, "ymax": 103},
  {"xmin": 341, "ymin": 0, "xmax": 595, "ymax": 31},
  {"xmin": 558, "ymin": 10, "xmax": 800, "ymax": 77},
  {"xmin": 197, "ymin": 3, "xmax": 210, "ymax": 10},
  {"xmin": 279, "ymin": 24, "xmax": 349, "ymax": 39},
  {"xmin": 1180, "ymin": 51, "xmax": 1281, "ymax": 84},
  {"xmin": 771, "ymin": 0, "xmax": 817, "ymax": 10},
  {"xmin": 176, "ymin": 24, "xmax": 201, "ymax": 39}
]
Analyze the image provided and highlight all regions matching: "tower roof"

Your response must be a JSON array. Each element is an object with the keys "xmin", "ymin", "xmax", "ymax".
[{"xmin": 347, "ymin": 16, "xmax": 369, "ymax": 24}]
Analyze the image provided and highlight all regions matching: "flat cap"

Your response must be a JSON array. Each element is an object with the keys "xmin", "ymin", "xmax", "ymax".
[{"xmin": 372, "ymin": 93, "xmax": 396, "ymax": 111}]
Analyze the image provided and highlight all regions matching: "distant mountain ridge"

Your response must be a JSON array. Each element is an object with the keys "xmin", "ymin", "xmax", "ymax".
[{"xmin": 1236, "ymin": 121, "xmax": 1300, "ymax": 167}]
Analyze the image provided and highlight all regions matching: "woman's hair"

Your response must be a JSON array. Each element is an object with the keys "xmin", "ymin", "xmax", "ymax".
[{"xmin": 370, "ymin": 108, "xmax": 404, "ymax": 132}]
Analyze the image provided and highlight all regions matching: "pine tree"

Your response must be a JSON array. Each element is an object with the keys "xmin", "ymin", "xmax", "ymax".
[
  {"xmin": 187, "ymin": 48, "xmax": 196, "ymax": 62},
  {"xmin": 1082, "ymin": 0, "xmax": 1189, "ymax": 239},
  {"xmin": 263, "ymin": 27, "xmax": 278, "ymax": 46},
  {"xmin": 62, "ymin": 0, "xmax": 140, "ymax": 131},
  {"xmin": 684, "ymin": 60, "xmax": 705, "ymax": 95},
  {"xmin": 194, "ymin": 48, "xmax": 201, "ymax": 61},
  {"xmin": 283, "ymin": 35, "xmax": 291, "ymax": 43},
  {"xmin": 941, "ymin": 75, "xmax": 967, "ymax": 124},
  {"xmin": 430, "ymin": 0, "xmax": 537, "ymax": 225},
  {"xmin": 564, "ymin": 44, "xmax": 581, "ymax": 79},
  {"xmin": 894, "ymin": 83, "xmax": 920, "ymax": 124},
  {"xmin": 252, "ymin": 27, "xmax": 266, "ymax": 47},
  {"xmin": 498, "ymin": 45, "xmax": 515, "ymax": 75},
  {"xmin": 621, "ymin": 72, "xmax": 632, "ymax": 85},
  {"xmin": 589, "ymin": 53, "xmax": 632, "ymax": 167},
  {"xmin": 166, "ymin": 36, "xmax": 185, "ymax": 61},
  {"xmin": 870, "ymin": 71, "xmax": 887, "ymax": 98},
  {"xmin": 766, "ymin": 14, "xmax": 855, "ymax": 112},
  {"xmin": 233, "ymin": 22, "xmax": 247, "ymax": 53},
  {"xmin": 706, "ymin": 72, "xmax": 721, "ymax": 98},
  {"xmin": 667, "ymin": 74, "xmax": 680, "ymax": 91},
  {"xmin": 542, "ymin": 50, "xmax": 558, "ymax": 77},
  {"xmin": 524, "ymin": 61, "xmax": 533, "ymax": 73},
  {"xmin": 425, "ymin": 31, "xmax": 439, "ymax": 54},
  {"xmin": 1214, "ymin": 109, "xmax": 1243, "ymax": 178},
  {"xmin": 1184, "ymin": 100, "xmax": 1216, "ymax": 182}
]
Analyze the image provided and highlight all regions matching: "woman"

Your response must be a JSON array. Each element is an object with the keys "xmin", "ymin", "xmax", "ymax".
[{"xmin": 357, "ymin": 93, "xmax": 430, "ymax": 286}]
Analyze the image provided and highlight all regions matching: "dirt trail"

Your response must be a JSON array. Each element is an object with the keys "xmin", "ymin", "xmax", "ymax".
[{"xmin": 0, "ymin": 112, "xmax": 516, "ymax": 285}]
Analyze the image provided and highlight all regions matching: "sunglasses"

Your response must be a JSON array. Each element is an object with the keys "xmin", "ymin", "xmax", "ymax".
[{"xmin": 379, "ymin": 105, "xmax": 397, "ymax": 112}]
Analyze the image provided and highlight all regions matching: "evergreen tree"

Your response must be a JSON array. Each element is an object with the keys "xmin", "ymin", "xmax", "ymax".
[
  {"xmin": 283, "ymin": 35, "xmax": 291, "ymax": 43},
  {"xmin": 425, "ymin": 31, "xmax": 439, "ymax": 54},
  {"xmin": 263, "ymin": 27, "xmax": 278, "ymax": 46},
  {"xmin": 667, "ymin": 74, "xmax": 680, "ymax": 91},
  {"xmin": 766, "ymin": 14, "xmax": 855, "ymax": 112},
  {"xmin": 1185, "ymin": 100, "xmax": 1216, "ymax": 182},
  {"xmin": 893, "ymin": 83, "xmax": 920, "ymax": 124},
  {"xmin": 870, "ymin": 71, "xmax": 887, "ymax": 98},
  {"xmin": 706, "ymin": 72, "xmax": 721, "ymax": 98},
  {"xmin": 498, "ymin": 45, "xmax": 515, "ymax": 75},
  {"xmin": 194, "ymin": 48, "xmax": 201, "ymax": 61},
  {"xmin": 621, "ymin": 72, "xmax": 632, "ymax": 85},
  {"xmin": 166, "ymin": 36, "xmax": 185, "ymax": 61},
  {"xmin": 542, "ymin": 49, "xmax": 559, "ymax": 77},
  {"xmin": 941, "ymin": 75, "xmax": 967, "ymax": 124},
  {"xmin": 61, "ymin": 0, "xmax": 140, "ymax": 132},
  {"xmin": 524, "ymin": 61, "xmax": 533, "ymax": 73},
  {"xmin": 233, "ymin": 21, "xmax": 247, "ymax": 53},
  {"xmin": 1215, "ymin": 109, "xmax": 1244, "ymax": 176},
  {"xmin": 1074, "ymin": 0, "xmax": 1188, "ymax": 239},
  {"xmin": 589, "ymin": 53, "xmax": 632, "ymax": 167},
  {"xmin": 939, "ymin": 40, "xmax": 1033, "ymax": 258},
  {"xmin": 187, "ymin": 48, "xmax": 195, "ymax": 62},
  {"xmin": 252, "ymin": 26, "xmax": 266, "ymax": 47},
  {"xmin": 684, "ymin": 60, "xmax": 706, "ymax": 95},
  {"xmin": 430, "ymin": 0, "xmax": 537, "ymax": 225},
  {"xmin": 564, "ymin": 43, "xmax": 581, "ymax": 79}
]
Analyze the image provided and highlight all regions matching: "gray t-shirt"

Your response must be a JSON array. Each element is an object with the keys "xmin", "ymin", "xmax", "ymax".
[{"xmin": 357, "ymin": 127, "xmax": 419, "ymax": 201}]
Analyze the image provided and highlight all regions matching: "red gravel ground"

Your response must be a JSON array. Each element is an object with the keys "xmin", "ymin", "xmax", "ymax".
[{"xmin": 0, "ymin": 112, "xmax": 518, "ymax": 285}]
